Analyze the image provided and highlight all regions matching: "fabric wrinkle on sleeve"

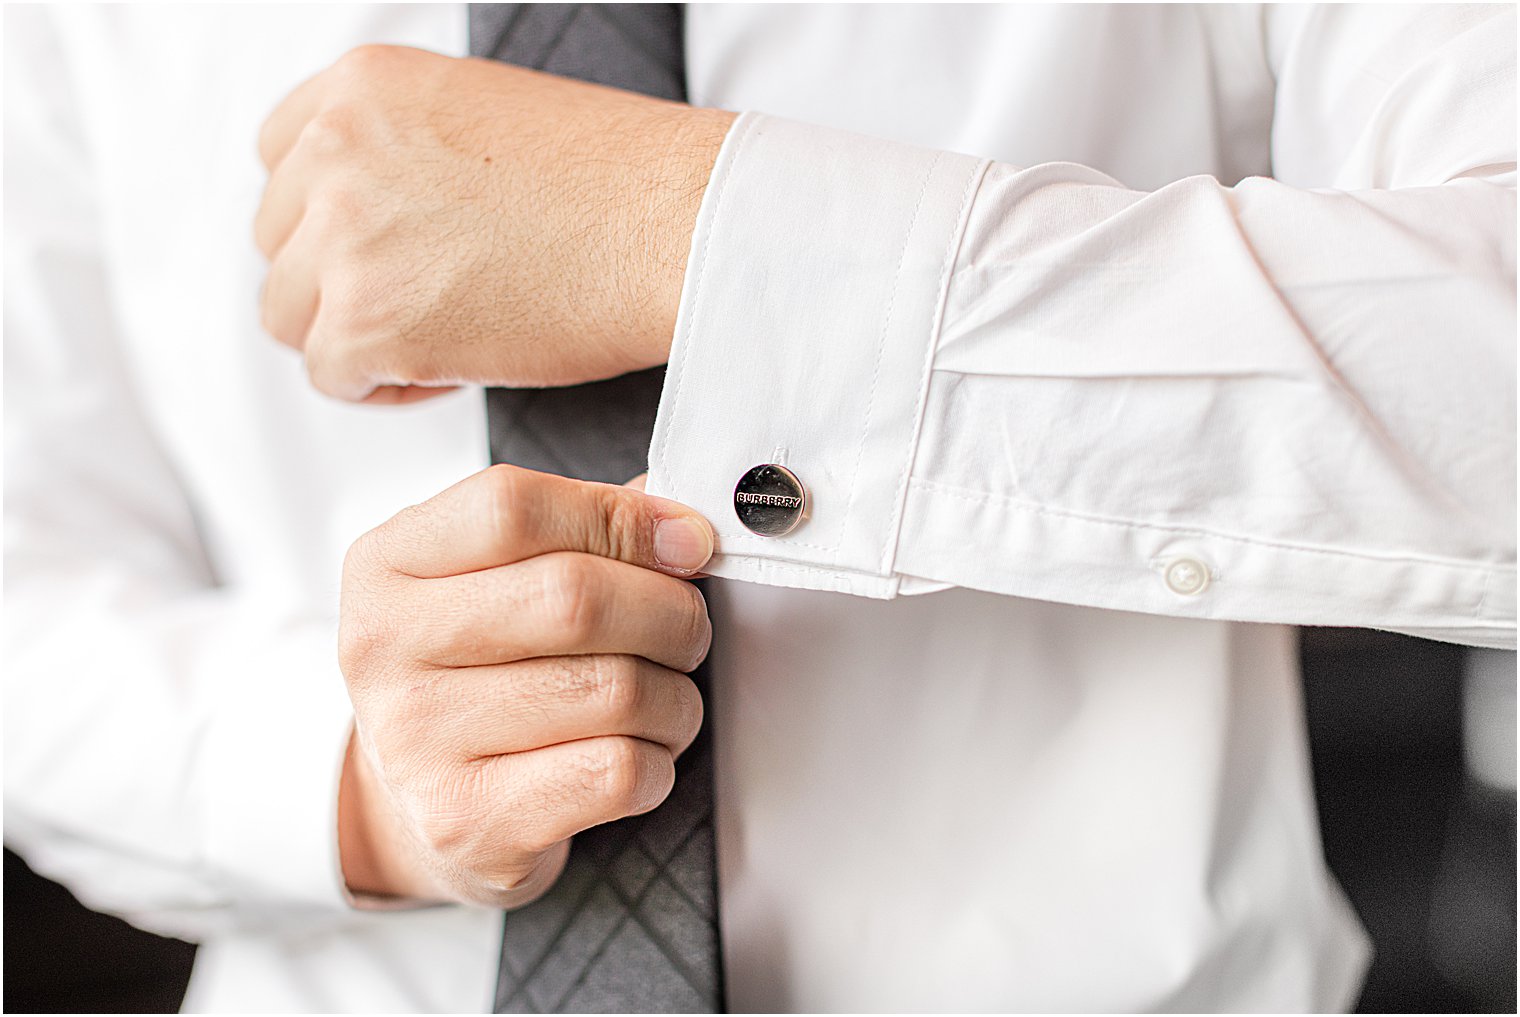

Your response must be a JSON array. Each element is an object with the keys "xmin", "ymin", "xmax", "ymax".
[
  {"xmin": 3, "ymin": 4, "xmax": 366, "ymax": 939},
  {"xmin": 648, "ymin": 6, "xmax": 1515, "ymax": 650}
]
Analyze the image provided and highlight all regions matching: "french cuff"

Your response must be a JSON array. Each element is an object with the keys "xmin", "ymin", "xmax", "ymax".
[
  {"xmin": 647, "ymin": 113, "xmax": 988, "ymax": 598},
  {"xmin": 202, "ymin": 616, "xmax": 357, "ymax": 918}
]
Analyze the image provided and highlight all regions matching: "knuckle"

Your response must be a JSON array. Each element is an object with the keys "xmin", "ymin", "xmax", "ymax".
[
  {"xmin": 592, "ymin": 655, "xmax": 643, "ymax": 722},
  {"xmin": 256, "ymin": 120, "xmax": 282, "ymax": 169},
  {"xmin": 305, "ymin": 332, "xmax": 367, "ymax": 402},
  {"xmin": 253, "ymin": 215, "xmax": 278, "ymax": 261},
  {"xmin": 335, "ymin": 43, "xmax": 397, "ymax": 80},
  {"xmin": 336, "ymin": 608, "xmax": 391, "ymax": 677},
  {"xmin": 304, "ymin": 179, "xmax": 368, "ymax": 242},
  {"xmin": 676, "ymin": 673, "xmax": 705, "ymax": 744},
  {"xmin": 475, "ymin": 858, "xmax": 542, "ymax": 897},
  {"xmin": 677, "ymin": 583, "xmax": 713, "ymax": 671},
  {"xmin": 342, "ymin": 528, "xmax": 385, "ymax": 583},
  {"xmin": 581, "ymin": 738, "xmax": 643, "ymax": 810},
  {"xmin": 375, "ymin": 503, "xmax": 439, "ymax": 569},
  {"xmin": 260, "ymin": 286, "xmax": 307, "ymax": 352},
  {"xmin": 634, "ymin": 748, "xmax": 677, "ymax": 816},
  {"xmin": 315, "ymin": 269, "xmax": 369, "ymax": 332},
  {"xmin": 300, "ymin": 105, "xmax": 363, "ymax": 156},
  {"xmin": 540, "ymin": 556, "xmax": 602, "ymax": 643},
  {"xmin": 257, "ymin": 286, "xmax": 281, "ymax": 337},
  {"xmin": 415, "ymin": 763, "xmax": 486, "ymax": 858},
  {"xmin": 480, "ymin": 465, "xmax": 529, "ymax": 552},
  {"xmin": 337, "ymin": 534, "xmax": 410, "ymax": 677},
  {"xmin": 304, "ymin": 348, "xmax": 343, "ymax": 398},
  {"xmin": 539, "ymin": 654, "xmax": 625, "ymax": 708},
  {"xmin": 597, "ymin": 490, "xmax": 647, "ymax": 564}
]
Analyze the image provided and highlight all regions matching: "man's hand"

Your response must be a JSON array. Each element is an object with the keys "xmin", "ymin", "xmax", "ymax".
[
  {"xmin": 255, "ymin": 45, "xmax": 735, "ymax": 403},
  {"xmin": 335, "ymin": 465, "xmax": 716, "ymax": 907}
]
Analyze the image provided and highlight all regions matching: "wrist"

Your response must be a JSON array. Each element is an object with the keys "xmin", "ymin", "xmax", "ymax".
[
  {"xmin": 631, "ymin": 105, "xmax": 737, "ymax": 367},
  {"xmin": 337, "ymin": 725, "xmax": 446, "ymax": 905}
]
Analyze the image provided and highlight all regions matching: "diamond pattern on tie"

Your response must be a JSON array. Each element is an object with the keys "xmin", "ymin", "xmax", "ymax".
[
  {"xmin": 493, "ymin": 736, "xmax": 720, "ymax": 1013},
  {"xmin": 470, "ymin": 6, "xmax": 722, "ymax": 1010}
]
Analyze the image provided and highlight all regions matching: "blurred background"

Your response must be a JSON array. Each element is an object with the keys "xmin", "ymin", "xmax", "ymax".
[{"xmin": 5, "ymin": 628, "xmax": 1515, "ymax": 1013}]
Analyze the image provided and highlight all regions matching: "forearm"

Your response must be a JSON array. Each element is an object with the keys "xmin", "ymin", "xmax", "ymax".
[{"xmin": 255, "ymin": 49, "xmax": 734, "ymax": 399}]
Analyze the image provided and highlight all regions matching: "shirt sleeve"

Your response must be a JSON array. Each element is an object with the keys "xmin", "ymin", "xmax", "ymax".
[
  {"xmin": 3, "ymin": 7, "xmax": 359, "ymax": 940},
  {"xmin": 646, "ymin": 3, "xmax": 1516, "ymax": 650}
]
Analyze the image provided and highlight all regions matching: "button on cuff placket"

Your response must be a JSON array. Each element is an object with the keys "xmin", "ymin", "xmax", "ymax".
[{"xmin": 1163, "ymin": 556, "xmax": 1211, "ymax": 596}]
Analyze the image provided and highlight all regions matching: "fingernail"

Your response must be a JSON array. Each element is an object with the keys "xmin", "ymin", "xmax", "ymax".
[{"xmin": 654, "ymin": 517, "xmax": 713, "ymax": 572}]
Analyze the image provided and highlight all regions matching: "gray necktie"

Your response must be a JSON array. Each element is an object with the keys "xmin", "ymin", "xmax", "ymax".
[{"xmin": 469, "ymin": 6, "xmax": 723, "ymax": 1012}]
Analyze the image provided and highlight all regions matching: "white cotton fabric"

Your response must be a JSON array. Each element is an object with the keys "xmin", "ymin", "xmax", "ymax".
[
  {"xmin": 655, "ymin": 7, "xmax": 1515, "ymax": 648},
  {"xmin": 5, "ymin": 4, "xmax": 1512, "ymax": 1013}
]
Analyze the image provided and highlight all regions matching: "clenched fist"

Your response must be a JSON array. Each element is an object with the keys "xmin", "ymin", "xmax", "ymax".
[
  {"xmin": 335, "ymin": 465, "xmax": 715, "ymax": 907},
  {"xmin": 255, "ymin": 45, "xmax": 735, "ymax": 403}
]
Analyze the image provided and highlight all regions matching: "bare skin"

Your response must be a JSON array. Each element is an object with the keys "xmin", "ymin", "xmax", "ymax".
[
  {"xmin": 334, "ymin": 465, "xmax": 716, "ymax": 905},
  {"xmin": 255, "ymin": 48, "xmax": 735, "ymax": 903},
  {"xmin": 255, "ymin": 44, "xmax": 735, "ymax": 404}
]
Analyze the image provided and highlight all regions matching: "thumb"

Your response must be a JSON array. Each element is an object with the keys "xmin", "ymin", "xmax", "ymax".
[
  {"xmin": 365, "ymin": 466, "xmax": 713, "ymax": 579},
  {"xmin": 623, "ymin": 472, "xmax": 713, "ymax": 578},
  {"xmin": 617, "ymin": 471, "xmax": 711, "ymax": 574}
]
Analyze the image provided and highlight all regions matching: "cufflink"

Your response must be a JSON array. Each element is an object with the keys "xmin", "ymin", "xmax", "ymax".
[{"xmin": 734, "ymin": 464, "xmax": 807, "ymax": 537}]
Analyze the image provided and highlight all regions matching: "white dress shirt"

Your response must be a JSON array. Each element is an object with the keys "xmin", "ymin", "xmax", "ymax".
[{"xmin": 5, "ymin": 4, "xmax": 1513, "ymax": 1013}]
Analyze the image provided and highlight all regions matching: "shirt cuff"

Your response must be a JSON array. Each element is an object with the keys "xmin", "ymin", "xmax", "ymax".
[
  {"xmin": 647, "ymin": 112, "xmax": 988, "ymax": 597},
  {"xmin": 201, "ymin": 616, "xmax": 357, "ymax": 918}
]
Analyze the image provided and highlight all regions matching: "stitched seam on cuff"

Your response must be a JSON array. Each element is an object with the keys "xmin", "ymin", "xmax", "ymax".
[
  {"xmin": 880, "ymin": 157, "xmax": 992, "ymax": 574},
  {"xmin": 708, "ymin": 555, "xmax": 900, "ymax": 597},
  {"xmin": 836, "ymin": 151, "xmax": 945, "ymax": 550},
  {"xmin": 912, "ymin": 475, "xmax": 1516, "ymax": 575},
  {"xmin": 1481, "ymin": 568, "xmax": 1516, "ymax": 621},
  {"xmin": 656, "ymin": 112, "xmax": 761, "ymax": 506},
  {"xmin": 713, "ymin": 530, "xmax": 841, "ymax": 553}
]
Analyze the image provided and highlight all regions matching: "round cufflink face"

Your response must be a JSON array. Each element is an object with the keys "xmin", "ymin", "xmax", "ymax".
[{"xmin": 733, "ymin": 463, "xmax": 807, "ymax": 537}]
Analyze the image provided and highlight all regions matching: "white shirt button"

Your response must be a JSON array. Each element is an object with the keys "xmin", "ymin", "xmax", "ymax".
[{"xmin": 1164, "ymin": 557, "xmax": 1210, "ymax": 596}]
